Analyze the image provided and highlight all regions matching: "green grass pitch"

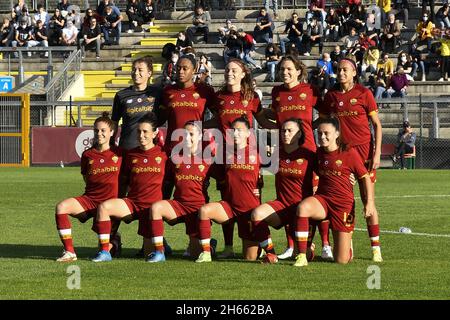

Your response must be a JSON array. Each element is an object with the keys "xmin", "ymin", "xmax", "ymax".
[{"xmin": 1, "ymin": 168, "xmax": 450, "ymax": 299}]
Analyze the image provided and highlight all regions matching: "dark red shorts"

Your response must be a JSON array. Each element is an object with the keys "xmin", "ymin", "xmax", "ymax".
[
  {"xmin": 123, "ymin": 198, "xmax": 152, "ymax": 238},
  {"xmin": 74, "ymin": 195, "xmax": 99, "ymax": 221},
  {"xmin": 265, "ymin": 200, "xmax": 297, "ymax": 229},
  {"xmin": 353, "ymin": 143, "xmax": 376, "ymax": 183},
  {"xmin": 313, "ymin": 194, "xmax": 355, "ymax": 233},
  {"xmin": 220, "ymin": 200, "xmax": 257, "ymax": 241},
  {"xmin": 167, "ymin": 200, "xmax": 202, "ymax": 237}
]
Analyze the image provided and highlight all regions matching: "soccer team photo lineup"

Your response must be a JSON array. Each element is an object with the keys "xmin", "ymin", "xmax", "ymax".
[{"xmin": 1, "ymin": 0, "xmax": 450, "ymax": 300}]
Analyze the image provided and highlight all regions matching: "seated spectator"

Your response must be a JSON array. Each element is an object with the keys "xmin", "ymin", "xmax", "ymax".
[
  {"xmin": 162, "ymin": 50, "xmax": 179, "ymax": 86},
  {"xmin": 12, "ymin": 16, "xmax": 33, "ymax": 57},
  {"xmin": 330, "ymin": 44, "xmax": 345, "ymax": 72},
  {"xmin": 372, "ymin": 68, "xmax": 389, "ymax": 99},
  {"xmin": 195, "ymin": 53, "xmax": 212, "ymax": 85},
  {"xmin": 102, "ymin": 5, "xmax": 122, "ymax": 45},
  {"xmin": 218, "ymin": 19, "xmax": 236, "ymax": 45},
  {"xmin": 436, "ymin": 31, "xmax": 450, "ymax": 81},
  {"xmin": 79, "ymin": 17, "xmax": 102, "ymax": 59},
  {"xmin": 353, "ymin": 31, "xmax": 375, "ymax": 63},
  {"xmin": 365, "ymin": 13, "xmax": 380, "ymax": 45},
  {"xmin": 361, "ymin": 46, "xmax": 380, "ymax": 80},
  {"xmin": 264, "ymin": 0, "xmax": 279, "ymax": 20},
  {"xmin": 367, "ymin": 1, "xmax": 382, "ymax": 31},
  {"xmin": 280, "ymin": 11, "xmax": 303, "ymax": 55},
  {"xmin": 10, "ymin": 10, "xmax": 19, "ymax": 29},
  {"xmin": 422, "ymin": 0, "xmax": 436, "ymax": 23},
  {"xmin": 238, "ymin": 28, "xmax": 262, "ymax": 69},
  {"xmin": 435, "ymin": 3, "xmax": 450, "ymax": 29},
  {"xmin": 254, "ymin": 7, "xmax": 274, "ymax": 44},
  {"xmin": 351, "ymin": 3, "xmax": 367, "ymax": 33},
  {"xmin": 18, "ymin": 7, "xmax": 32, "ymax": 27},
  {"xmin": 317, "ymin": 52, "xmax": 336, "ymax": 86},
  {"xmin": 397, "ymin": 51, "xmax": 416, "ymax": 81},
  {"xmin": 342, "ymin": 27, "xmax": 359, "ymax": 55},
  {"xmin": 385, "ymin": 66, "xmax": 409, "ymax": 108},
  {"xmin": 392, "ymin": 0, "xmax": 410, "ymax": 28},
  {"xmin": 377, "ymin": 0, "xmax": 390, "ymax": 26},
  {"xmin": 61, "ymin": 19, "xmax": 78, "ymax": 46},
  {"xmin": 48, "ymin": 8, "xmax": 65, "ymax": 46},
  {"xmin": 223, "ymin": 29, "xmax": 242, "ymax": 64},
  {"xmin": 186, "ymin": 6, "xmax": 210, "ymax": 44},
  {"xmin": 409, "ymin": 43, "xmax": 427, "ymax": 81},
  {"xmin": 380, "ymin": 13, "xmax": 401, "ymax": 54},
  {"xmin": 13, "ymin": 0, "xmax": 28, "ymax": 20},
  {"xmin": 325, "ymin": 7, "xmax": 340, "ymax": 42},
  {"xmin": 264, "ymin": 43, "xmax": 282, "ymax": 82},
  {"xmin": 377, "ymin": 52, "xmax": 395, "ymax": 78},
  {"xmin": 33, "ymin": 4, "xmax": 50, "ymax": 28},
  {"xmin": 415, "ymin": 11, "xmax": 434, "ymax": 52},
  {"xmin": 176, "ymin": 31, "xmax": 193, "ymax": 55},
  {"xmin": 140, "ymin": 0, "xmax": 157, "ymax": 28},
  {"xmin": 83, "ymin": 8, "xmax": 103, "ymax": 29},
  {"xmin": 392, "ymin": 120, "xmax": 416, "ymax": 169},
  {"xmin": 126, "ymin": 0, "xmax": 144, "ymax": 33},
  {"xmin": 66, "ymin": 7, "xmax": 82, "ymax": 30},
  {"xmin": 57, "ymin": 0, "xmax": 71, "ymax": 17},
  {"xmin": 28, "ymin": 19, "xmax": 49, "ymax": 57},
  {"xmin": 307, "ymin": 0, "xmax": 326, "ymax": 26},
  {"xmin": 309, "ymin": 66, "xmax": 331, "ymax": 96},
  {"xmin": 341, "ymin": 5, "xmax": 357, "ymax": 36},
  {"xmin": 303, "ymin": 16, "xmax": 323, "ymax": 56},
  {"xmin": 1, "ymin": 18, "xmax": 14, "ymax": 50}
]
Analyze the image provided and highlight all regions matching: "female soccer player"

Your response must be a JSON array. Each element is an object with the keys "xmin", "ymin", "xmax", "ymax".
[
  {"xmin": 266, "ymin": 54, "xmax": 332, "ymax": 260},
  {"xmin": 251, "ymin": 118, "xmax": 316, "ymax": 264},
  {"xmin": 146, "ymin": 121, "xmax": 215, "ymax": 263},
  {"xmin": 54, "ymin": 112, "xmax": 122, "ymax": 262},
  {"xmin": 195, "ymin": 116, "xmax": 262, "ymax": 263},
  {"xmin": 91, "ymin": 112, "xmax": 167, "ymax": 262},
  {"xmin": 318, "ymin": 57, "xmax": 383, "ymax": 262},
  {"xmin": 294, "ymin": 117, "xmax": 377, "ymax": 266},
  {"xmin": 206, "ymin": 58, "xmax": 276, "ymax": 259}
]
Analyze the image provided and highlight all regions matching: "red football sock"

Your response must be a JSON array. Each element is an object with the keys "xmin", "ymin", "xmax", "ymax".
[
  {"xmin": 307, "ymin": 221, "xmax": 317, "ymax": 249},
  {"xmin": 295, "ymin": 216, "xmax": 309, "ymax": 254},
  {"xmin": 199, "ymin": 219, "xmax": 212, "ymax": 252},
  {"xmin": 253, "ymin": 220, "xmax": 274, "ymax": 254},
  {"xmin": 318, "ymin": 220, "xmax": 330, "ymax": 246},
  {"xmin": 151, "ymin": 219, "xmax": 165, "ymax": 253},
  {"xmin": 367, "ymin": 224, "xmax": 380, "ymax": 248},
  {"xmin": 222, "ymin": 219, "xmax": 234, "ymax": 247},
  {"xmin": 285, "ymin": 225, "xmax": 294, "ymax": 249},
  {"xmin": 55, "ymin": 213, "xmax": 74, "ymax": 253},
  {"xmin": 96, "ymin": 220, "xmax": 111, "ymax": 252}
]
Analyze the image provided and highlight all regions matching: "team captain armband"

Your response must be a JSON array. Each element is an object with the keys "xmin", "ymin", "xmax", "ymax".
[{"xmin": 368, "ymin": 110, "xmax": 378, "ymax": 116}]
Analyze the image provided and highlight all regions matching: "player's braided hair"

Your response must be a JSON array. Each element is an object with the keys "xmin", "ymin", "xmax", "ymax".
[{"xmin": 282, "ymin": 117, "xmax": 306, "ymax": 147}]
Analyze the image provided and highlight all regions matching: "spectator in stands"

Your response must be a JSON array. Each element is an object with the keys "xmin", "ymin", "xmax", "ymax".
[
  {"xmin": 264, "ymin": 0, "xmax": 279, "ymax": 20},
  {"xmin": 377, "ymin": 0, "xmax": 391, "ymax": 27},
  {"xmin": 252, "ymin": 78, "xmax": 263, "ymax": 101},
  {"xmin": 397, "ymin": 51, "xmax": 416, "ymax": 81},
  {"xmin": 48, "ymin": 8, "xmax": 65, "ymax": 46},
  {"xmin": 415, "ymin": 11, "xmax": 434, "ymax": 52},
  {"xmin": 361, "ymin": 46, "xmax": 380, "ymax": 82},
  {"xmin": 435, "ymin": 3, "xmax": 450, "ymax": 29},
  {"xmin": 340, "ymin": 5, "xmax": 354, "ymax": 36},
  {"xmin": 223, "ymin": 29, "xmax": 242, "ymax": 64},
  {"xmin": 351, "ymin": 3, "xmax": 367, "ymax": 33},
  {"xmin": 422, "ymin": 0, "xmax": 436, "ymax": 23},
  {"xmin": 392, "ymin": 0, "xmax": 410, "ymax": 28},
  {"xmin": 380, "ymin": 13, "xmax": 401, "ymax": 54},
  {"xmin": 317, "ymin": 52, "xmax": 336, "ymax": 85},
  {"xmin": 309, "ymin": 65, "xmax": 331, "ymax": 96},
  {"xmin": 377, "ymin": 52, "xmax": 395, "ymax": 78},
  {"xmin": 238, "ymin": 28, "xmax": 262, "ymax": 69},
  {"xmin": 265, "ymin": 43, "xmax": 282, "ymax": 82},
  {"xmin": 12, "ymin": 0, "xmax": 28, "ymax": 20},
  {"xmin": 140, "ymin": 0, "xmax": 157, "ymax": 28},
  {"xmin": 79, "ymin": 17, "xmax": 102, "ymax": 59},
  {"xmin": 162, "ymin": 50, "xmax": 179, "ymax": 86},
  {"xmin": 187, "ymin": 6, "xmax": 210, "ymax": 44},
  {"xmin": 66, "ymin": 7, "xmax": 82, "ymax": 30},
  {"xmin": 102, "ymin": 5, "xmax": 122, "ymax": 45},
  {"xmin": 372, "ymin": 68, "xmax": 389, "ymax": 99},
  {"xmin": 330, "ymin": 44, "xmax": 344, "ymax": 72},
  {"xmin": 303, "ymin": 15, "xmax": 323, "ymax": 56},
  {"xmin": 436, "ymin": 30, "xmax": 450, "ymax": 81},
  {"xmin": 325, "ymin": 7, "xmax": 340, "ymax": 42},
  {"xmin": 126, "ymin": 0, "xmax": 143, "ymax": 33},
  {"xmin": 28, "ymin": 19, "xmax": 49, "ymax": 57},
  {"xmin": 342, "ymin": 26, "xmax": 359, "ymax": 55},
  {"xmin": 99, "ymin": 0, "xmax": 122, "ymax": 43},
  {"xmin": 176, "ymin": 31, "xmax": 193, "ymax": 55},
  {"xmin": 57, "ymin": 0, "xmax": 71, "ymax": 16},
  {"xmin": 195, "ymin": 53, "xmax": 212, "ymax": 85},
  {"xmin": 254, "ymin": 7, "xmax": 274, "ymax": 44},
  {"xmin": 392, "ymin": 120, "xmax": 416, "ymax": 169},
  {"xmin": 218, "ymin": 19, "xmax": 236, "ymax": 44},
  {"xmin": 83, "ymin": 8, "xmax": 103, "ymax": 29},
  {"xmin": 33, "ymin": 4, "xmax": 49, "ymax": 28},
  {"xmin": 365, "ymin": 13, "xmax": 380, "ymax": 46},
  {"xmin": 409, "ymin": 42, "xmax": 427, "ymax": 81},
  {"xmin": 19, "ymin": 7, "xmax": 32, "ymax": 27},
  {"xmin": 10, "ymin": 10, "xmax": 19, "ymax": 29},
  {"xmin": 354, "ymin": 31, "xmax": 375, "ymax": 63},
  {"xmin": 12, "ymin": 16, "xmax": 33, "ymax": 57},
  {"xmin": 280, "ymin": 11, "xmax": 303, "ymax": 55},
  {"xmin": 367, "ymin": 1, "xmax": 382, "ymax": 31},
  {"xmin": 386, "ymin": 66, "xmax": 409, "ymax": 108},
  {"xmin": 0, "ymin": 18, "xmax": 14, "ymax": 50},
  {"xmin": 307, "ymin": 0, "xmax": 326, "ymax": 26}
]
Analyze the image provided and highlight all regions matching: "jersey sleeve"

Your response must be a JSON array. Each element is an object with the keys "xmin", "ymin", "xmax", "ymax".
[
  {"xmin": 111, "ymin": 92, "xmax": 121, "ymax": 122},
  {"xmin": 348, "ymin": 148, "xmax": 369, "ymax": 179},
  {"xmin": 270, "ymin": 86, "xmax": 279, "ymax": 113},
  {"xmin": 317, "ymin": 91, "xmax": 331, "ymax": 117},
  {"xmin": 252, "ymin": 93, "xmax": 263, "ymax": 114},
  {"xmin": 80, "ymin": 152, "xmax": 88, "ymax": 176},
  {"xmin": 364, "ymin": 88, "xmax": 378, "ymax": 116},
  {"xmin": 311, "ymin": 84, "xmax": 320, "ymax": 110}
]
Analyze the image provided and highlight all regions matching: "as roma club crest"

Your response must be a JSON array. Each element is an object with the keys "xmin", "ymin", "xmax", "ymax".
[
  {"xmin": 112, "ymin": 156, "xmax": 119, "ymax": 163},
  {"xmin": 242, "ymin": 100, "xmax": 249, "ymax": 107},
  {"xmin": 350, "ymin": 98, "xmax": 357, "ymax": 105},
  {"xmin": 249, "ymin": 155, "xmax": 256, "ymax": 163},
  {"xmin": 132, "ymin": 159, "xmax": 138, "ymax": 164},
  {"xmin": 299, "ymin": 93, "xmax": 307, "ymax": 101},
  {"xmin": 198, "ymin": 164, "xmax": 205, "ymax": 172},
  {"xmin": 296, "ymin": 158, "xmax": 304, "ymax": 165},
  {"xmin": 193, "ymin": 93, "xmax": 200, "ymax": 100},
  {"xmin": 89, "ymin": 159, "xmax": 94, "ymax": 165},
  {"xmin": 275, "ymin": 97, "xmax": 280, "ymax": 102},
  {"xmin": 335, "ymin": 159, "xmax": 342, "ymax": 167},
  {"xmin": 220, "ymin": 100, "xmax": 225, "ymax": 105},
  {"xmin": 155, "ymin": 156, "xmax": 162, "ymax": 164},
  {"xmin": 147, "ymin": 97, "xmax": 155, "ymax": 103}
]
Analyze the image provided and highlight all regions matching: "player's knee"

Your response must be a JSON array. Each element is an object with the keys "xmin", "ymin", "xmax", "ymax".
[
  {"xmin": 198, "ymin": 205, "xmax": 211, "ymax": 220},
  {"xmin": 298, "ymin": 201, "xmax": 312, "ymax": 218},
  {"xmin": 150, "ymin": 202, "xmax": 163, "ymax": 219},
  {"xmin": 55, "ymin": 201, "xmax": 68, "ymax": 214},
  {"xmin": 335, "ymin": 253, "xmax": 351, "ymax": 264},
  {"xmin": 251, "ymin": 208, "xmax": 264, "ymax": 222},
  {"xmin": 97, "ymin": 202, "xmax": 109, "ymax": 218}
]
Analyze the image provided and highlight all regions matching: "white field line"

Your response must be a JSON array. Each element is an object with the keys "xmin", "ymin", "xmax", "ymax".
[
  {"xmin": 355, "ymin": 194, "xmax": 450, "ymax": 200},
  {"xmin": 354, "ymin": 228, "xmax": 450, "ymax": 238}
]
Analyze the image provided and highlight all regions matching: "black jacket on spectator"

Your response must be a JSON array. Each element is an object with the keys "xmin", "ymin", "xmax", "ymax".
[
  {"xmin": 34, "ymin": 25, "xmax": 47, "ymax": 42},
  {"xmin": 0, "ymin": 24, "xmax": 14, "ymax": 46},
  {"xmin": 284, "ymin": 19, "xmax": 303, "ymax": 39},
  {"xmin": 139, "ymin": 1, "xmax": 156, "ymax": 22}
]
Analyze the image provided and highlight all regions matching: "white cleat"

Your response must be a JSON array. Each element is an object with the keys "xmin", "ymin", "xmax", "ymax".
[
  {"xmin": 321, "ymin": 245, "xmax": 334, "ymax": 261},
  {"xmin": 277, "ymin": 247, "xmax": 294, "ymax": 260},
  {"xmin": 56, "ymin": 250, "xmax": 77, "ymax": 262}
]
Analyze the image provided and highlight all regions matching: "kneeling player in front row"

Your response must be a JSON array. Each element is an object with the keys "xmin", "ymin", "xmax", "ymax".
[
  {"xmin": 147, "ymin": 121, "xmax": 215, "ymax": 262},
  {"xmin": 92, "ymin": 113, "xmax": 167, "ymax": 262},
  {"xmin": 196, "ymin": 116, "xmax": 262, "ymax": 263},
  {"xmin": 294, "ymin": 117, "xmax": 378, "ymax": 266},
  {"xmin": 251, "ymin": 118, "xmax": 316, "ymax": 264},
  {"xmin": 55, "ymin": 113, "xmax": 123, "ymax": 262}
]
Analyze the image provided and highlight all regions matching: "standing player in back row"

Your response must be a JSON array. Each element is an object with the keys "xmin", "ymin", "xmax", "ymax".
[{"xmin": 318, "ymin": 58, "xmax": 383, "ymax": 262}]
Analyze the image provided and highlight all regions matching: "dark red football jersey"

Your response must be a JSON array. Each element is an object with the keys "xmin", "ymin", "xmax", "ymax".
[
  {"xmin": 122, "ymin": 145, "xmax": 167, "ymax": 208},
  {"xmin": 275, "ymin": 147, "xmax": 315, "ymax": 206},
  {"xmin": 315, "ymin": 147, "xmax": 369, "ymax": 206},
  {"xmin": 223, "ymin": 146, "xmax": 261, "ymax": 212},
  {"xmin": 318, "ymin": 84, "xmax": 378, "ymax": 147},
  {"xmin": 161, "ymin": 83, "xmax": 215, "ymax": 149},
  {"xmin": 80, "ymin": 146, "xmax": 123, "ymax": 203},
  {"xmin": 271, "ymin": 83, "xmax": 320, "ymax": 152}
]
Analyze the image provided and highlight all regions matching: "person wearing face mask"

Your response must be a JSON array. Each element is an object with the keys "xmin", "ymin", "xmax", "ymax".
[
  {"xmin": 162, "ymin": 51, "xmax": 179, "ymax": 86},
  {"xmin": 415, "ymin": 11, "xmax": 434, "ymax": 52},
  {"xmin": 397, "ymin": 52, "xmax": 416, "ymax": 81},
  {"xmin": 12, "ymin": 17, "xmax": 33, "ymax": 58},
  {"xmin": 422, "ymin": 0, "xmax": 436, "ymax": 23}
]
